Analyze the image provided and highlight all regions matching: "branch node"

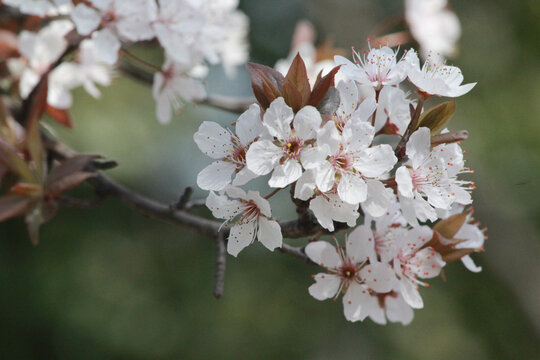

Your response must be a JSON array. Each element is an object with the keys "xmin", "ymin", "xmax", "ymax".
[{"xmin": 174, "ymin": 187, "xmax": 193, "ymax": 210}]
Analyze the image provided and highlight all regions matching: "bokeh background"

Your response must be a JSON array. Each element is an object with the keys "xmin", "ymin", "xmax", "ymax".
[{"xmin": 1, "ymin": 0, "xmax": 539, "ymax": 358}]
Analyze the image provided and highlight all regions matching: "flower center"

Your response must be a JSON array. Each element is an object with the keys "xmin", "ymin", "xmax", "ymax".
[
  {"xmin": 339, "ymin": 262, "xmax": 358, "ymax": 281},
  {"xmin": 332, "ymin": 152, "xmax": 352, "ymax": 172},
  {"xmin": 239, "ymin": 200, "xmax": 261, "ymax": 223},
  {"xmin": 283, "ymin": 138, "xmax": 303, "ymax": 159},
  {"xmin": 231, "ymin": 146, "xmax": 246, "ymax": 167}
]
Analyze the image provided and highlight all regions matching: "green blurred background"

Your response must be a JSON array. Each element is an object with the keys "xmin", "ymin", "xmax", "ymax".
[{"xmin": 1, "ymin": 0, "xmax": 539, "ymax": 358}]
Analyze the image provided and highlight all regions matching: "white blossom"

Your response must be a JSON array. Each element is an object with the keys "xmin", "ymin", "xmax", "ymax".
[
  {"xmin": 306, "ymin": 233, "xmax": 396, "ymax": 322},
  {"xmin": 405, "ymin": 0, "xmax": 461, "ymax": 59},
  {"xmin": 246, "ymin": 97, "xmax": 322, "ymax": 188},
  {"xmin": 404, "ymin": 50, "xmax": 476, "ymax": 97},
  {"xmin": 205, "ymin": 188, "xmax": 282, "ymax": 257},
  {"xmin": 194, "ymin": 105, "xmax": 264, "ymax": 191},
  {"xmin": 4, "ymin": 0, "xmax": 72, "ymax": 17},
  {"xmin": 335, "ymin": 46, "xmax": 407, "ymax": 89},
  {"xmin": 153, "ymin": 59, "xmax": 206, "ymax": 124}
]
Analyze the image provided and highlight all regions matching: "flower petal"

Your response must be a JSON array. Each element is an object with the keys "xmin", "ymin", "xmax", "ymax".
[
  {"xmin": 399, "ymin": 279, "xmax": 424, "ymax": 309},
  {"xmin": 196, "ymin": 160, "xmax": 236, "ymax": 191},
  {"xmin": 227, "ymin": 220, "xmax": 257, "ymax": 257},
  {"xmin": 236, "ymin": 103, "xmax": 264, "ymax": 146},
  {"xmin": 406, "ymin": 127, "xmax": 431, "ymax": 169},
  {"xmin": 305, "ymin": 241, "xmax": 342, "ymax": 269},
  {"xmin": 308, "ymin": 273, "xmax": 341, "ymax": 300},
  {"xmin": 347, "ymin": 224, "xmax": 376, "ymax": 263},
  {"xmin": 257, "ymin": 217, "xmax": 282, "ymax": 251},
  {"xmin": 205, "ymin": 191, "xmax": 242, "ymax": 220},
  {"xmin": 263, "ymin": 97, "xmax": 293, "ymax": 140},
  {"xmin": 293, "ymin": 105, "xmax": 322, "ymax": 140},
  {"xmin": 194, "ymin": 121, "xmax": 234, "ymax": 159},
  {"xmin": 360, "ymin": 262, "xmax": 396, "ymax": 293},
  {"xmin": 268, "ymin": 159, "xmax": 302, "ymax": 188},
  {"xmin": 338, "ymin": 173, "xmax": 367, "ymax": 204}
]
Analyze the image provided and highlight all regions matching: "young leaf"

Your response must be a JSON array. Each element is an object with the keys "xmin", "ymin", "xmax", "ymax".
[
  {"xmin": 246, "ymin": 63, "xmax": 285, "ymax": 110},
  {"xmin": 308, "ymin": 65, "xmax": 341, "ymax": 107},
  {"xmin": 45, "ymin": 105, "xmax": 73, "ymax": 128},
  {"xmin": 47, "ymin": 172, "xmax": 96, "ymax": 198},
  {"xmin": 282, "ymin": 53, "xmax": 311, "ymax": 111},
  {"xmin": 0, "ymin": 138, "xmax": 35, "ymax": 183},
  {"xmin": 0, "ymin": 194, "xmax": 33, "ymax": 222},
  {"xmin": 433, "ymin": 211, "xmax": 468, "ymax": 240},
  {"xmin": 417, "ymin": 101, "xmax": 456, "ymax": 134},
  {"xmin": 45, "ymin": 154, "xmax": 99, "ymax": 187}
]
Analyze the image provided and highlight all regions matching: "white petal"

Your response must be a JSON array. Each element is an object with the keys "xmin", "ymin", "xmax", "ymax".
[
  {"xmin": 455, "ymin": 223, "xmax": 484, "ymax": 249},
  {"xmin": 193, "ymin": 121, "xmax": 234, "ymax": 159},
  {"xmin": 354, "ymin": 144, "xmax": 397, "ymax": 178},
  {"xmin": 305, "ymin": 241, "xmax": 342, "ymax": 269},
  {"xmin": 268, "ymin": 159, "xmax": 302, "ymax": 188},
  {"xmin": 92, "ymin": 29, "xmax": 120, "ymax": 65},
  {"xmin": 231, "ymin": 167, "xmax": 258, "ymax": 187},
  {"xmin": 342, "ymin": 283, "xmax": 370, "ymax": 322},
  {"xmin": 236, "ymin": 103, "xmax": 263, "ymax": 146},
  {"xmin": 293, "ymin": 105, "xmax": 322, "ymax": 140},
  {"xmin": 401, "ymin": 225, "xmax": 434, "ymax": 256},
  {"xmin": 385, "ymin": 295, "xmax": 414, "ymax": 325},
  {"xmin": 245, "ymin": 190, "xmax": 272, "ymax": 217},
  {"xmin": 347, "ymin": 224, "xmax": 376, "ymax": 263},
  {"xmin": 205, "ymin": 191, "xmax": 242, "ymax": 220},
  {"xmin": 338, "ymin": 173, "xmax": 367, "ymax": 204},
  {"xmin": 196, "ymin": 161, "xmax": 236, "ymax": 191},
  {"xmin": 257, "ymin": 217, "xmax": 282, "ymax": 251},
  {"xmin": 407, "ymin": 247, "xmax": 445, "ymax": 279},
  {"xmin": 399, "ymin": 279, "xmax": 424, "ymax": 309},
  {"xmin": 227, "ymin": 221, "xmax": 257, "ymax": 257},
  {"xmin": 461, "ymin": 255, "xmax": 482, "ymax": 273},
  {"xmin": 71, "ymin": 4, "xmax": 101, "ymax": 35},
  {"xmin": 310, "ymin": 194, "xmax": 359, "ymax": 232},
  {"xmin": 313, "ymin": 162, "xmax": 335, "ymax": 193},
  {"xmin": 396, "ymin": 166, "xmax": 414, "ymax": 198},
  {"xmin": 300, "ymin": 145, "xmax": 329, "ymax": 170},
  {"xmin": 308, "ymin": 273, "xmax": 341, "ymax": 300},
  {"xmin": 263, "ymin": 97, "xmax": 293, "ymax": 140},
  {"xmin": 360, "ymin": 262, "xmax": 396, "ymax": 293},
  {"xmin": 361, "ymin": 180, "xmax": 391, "ymax": 217},
  {"xmin": 406, "ymin": 127, "xmax": 431, "ymax": 169},
  {"xmin": 344, "ymin": 121, "xmax": 375, "ymax": 151},
  {"xmin": 336, "ymin": 79, "xmax": 358, "ymax": 118},
  {"xmin": 351, "ymin": 96, "xmax": 377, "ymax": 123},
  {"xmin": 245, "ymin": 140, "xmax": 282, "ymax": 175},
  {"xmin": 293, "ymin": 170, "xmax": 316, "ymax": 201}
]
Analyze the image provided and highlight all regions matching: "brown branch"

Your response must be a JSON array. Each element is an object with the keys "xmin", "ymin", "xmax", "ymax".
[
  {"xmin": 431, "ymin": 130, "xmax": 469, "ymax": 146},
  {"xmin": 213, "ymin": 230, "xmax": 227, "ymax": 298},
  {"xmin": 394, "ymin": 93, "xmax": 425, "ymax": 159}
]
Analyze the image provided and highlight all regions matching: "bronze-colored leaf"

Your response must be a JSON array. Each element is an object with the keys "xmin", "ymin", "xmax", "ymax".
[
  {"xmin": 308, "ymin": 65, "xmax": 341, "ymax": 108},
  {"xmin": 10, "ymin": 182, "xmax": 43, "ymax": 197},
  {"xmin": 45, "ymin": 105, "xmax": 72, "ymax": 128},
  {"xmin": 47, "ymin": 171, "xmax": 96, "ymax": 197},
  {"xmin": 417, "ymin": 101, "xmax": 456, "ymax": 134},
  {"xmin": 283, "ymin": 53, "xmax": 311, "ymax": 111},
  {"xmin": 246, "ymin": 63, "xmax": 285, "ymax": 110},
  {"xmin": 0, "ymin": 194, "xmax": 33, "ymax": 222},
  {"xmin": 433, "ymin": 211, "xmax": 467, "ymax": 240},
  {"xmin": 46, "ymin": 154, "xmax": 99, "ymax": 187}
]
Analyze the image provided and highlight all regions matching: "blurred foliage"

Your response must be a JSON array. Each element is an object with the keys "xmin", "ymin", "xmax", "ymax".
[{"xmin": 0, "ymin": 0, "xmax": 539, "ymax": 358}]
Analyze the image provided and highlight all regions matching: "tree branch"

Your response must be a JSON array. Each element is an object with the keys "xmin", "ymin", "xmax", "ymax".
[{"xmin": 213, "ymin": 230, "xmax": 227, "ymax": 298}]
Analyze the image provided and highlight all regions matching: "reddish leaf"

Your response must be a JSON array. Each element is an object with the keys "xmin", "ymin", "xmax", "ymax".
[
  {"xmin": 442, "ymin": 248, "xmax": 475, "ymax": 263},
  {"xmin": 45, "ymin": 105, "xmax": 72, "ymax": 128},
  {"xmin": 308, "ymin": 65, "xmax": 341, "ymax": 107},
  {"xmin": 246, "ymin": 63, "xmax": 284, "ymax": 109},
  {"xmin": 0, "ymin": 194, "xmax": 33, "ymax": 222},
  {"xmin": 433, "ymin": 212, "xmax": 468, "ymax": 240},
  {"xmin": 47, "ymin": 171, "xmax": 96, "ymax": 198},
  {"xmin": 282, "ymin": 53, "xmax": 311, "ymax": 111},
  {"xmin": 46, "ymin": 154, "xmax": 99, "ymax": 187},
  {"xmin": 10, "ymin": 182, "xmax": 43, "ymax": 196}
]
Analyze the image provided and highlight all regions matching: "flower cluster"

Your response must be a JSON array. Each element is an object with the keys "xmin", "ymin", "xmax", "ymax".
[
  {"xmin": 196, "ymin": 45, "xmax": 484, "ymax": 324},
  {"xmin": 3, "ymin": 0, "xmax": 248, "ymax": 124}
]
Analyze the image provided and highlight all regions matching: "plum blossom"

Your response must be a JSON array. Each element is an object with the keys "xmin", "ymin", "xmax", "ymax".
[
  {"xmin": 359, "ymin": 292, "xmax": 415, "ymax": 326},
  {"xmin": 194, "ymin": 105, "xmax": 265, "ymax": 191},
  {"xmin": 294, "ymin": 170, "xmax": 360, "ymax": 231},
  {"xmin": 405, "ymin": 0, "xmax": 461, "ymax": 59},
  {"xmin": 17, "ymin": 20, "xmax": 74, "ymax": 99},
  {"xmin": 392, "ymin": 225, "xmax": 444, "ymax": 308},
  {"xmin": 246, "ymin": 97, "xmax": 322, "ymax": 188},
  {"xmin": 396, "ymin": 127, "xmax": 472, "ymax": 226},
  {"xmin": 152, "ymin": 0, "xmax": 248, "ymax": 68},
  {"xmin": 335, "ymin": 46, "xmax": 407, "ymax": 89},
  {"xmin": 306, "ymin": 231, "xmax": 396, "ymax": 322},
  {"xmin": 71, "ymin": 0, "xmax": 158, "ymax": 64},
  {"xmin": 153, "ymin": 59, "xmax": 207, "ymax": 124},
  {"xmin": 205, "ymin": 188, "xmax": 282, "ymax": 257},
  {"xmin": 46, "ymin": 39, "xmax": 113, "ymax": 109},
  {"xmin": 302, "ymin": 119, "xmax": 396, "ymax": 208},
  {"xmin": 404, "ymin": 50, "xmax": 476, "ymax": 97},
  {"xmin": 373, "ymin": 86, "xmax": 414, "ymax": 135},
  {"xmin": 332, "ymin": 79, "xmax": 377, "ymax": 133},
  {"xmin": 3, "ymin": 0, "xmax": 72, "ymax": 17}
]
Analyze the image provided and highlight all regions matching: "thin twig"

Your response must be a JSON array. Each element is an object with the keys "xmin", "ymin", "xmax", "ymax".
[
  {"xmin": 264, "ymin": 187, "xmax": 282, "ymax": 199},
  {"xmin": 120, "ymin": 48, "xmax": 161, "ymax": 72},
  {"xmin": 279, "ymin": 243, "xmax": 313, "ymax": 264},
  {"xmin": 213, "ymin": 230, "xmax": 227, "ymax": 298},
  {"xmin": 394, "ymin": 93, "xmax": 425, "ymax": 159},
  {"xmin": 174, "ymin": 187, "xmax": 193, "ymax": 210},
  {"xmin": 431, "ymin": 130, "xmax": 469, "ymax": 146}
]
